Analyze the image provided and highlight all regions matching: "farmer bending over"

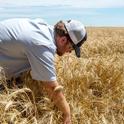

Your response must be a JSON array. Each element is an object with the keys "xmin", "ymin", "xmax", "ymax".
[{"xmin": 0, "ymin": 18, "xmax": 87, "ymax": 124}]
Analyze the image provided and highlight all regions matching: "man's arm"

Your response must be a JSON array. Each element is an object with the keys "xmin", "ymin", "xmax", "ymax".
[{"xmin": 41, "ymin": 81, "xmax": 71, "ymax": 124}]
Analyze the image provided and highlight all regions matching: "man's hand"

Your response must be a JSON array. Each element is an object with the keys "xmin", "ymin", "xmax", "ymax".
[{"xmin": 63, "ymin": 114, "xmax": 72, "ymax": 124}]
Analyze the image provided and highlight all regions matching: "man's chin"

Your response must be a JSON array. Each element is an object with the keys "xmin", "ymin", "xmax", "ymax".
[
  {"xmin": 57, "ymin": 53, "xmax": 63, "ymax": 56},
  {"xmin": 56, "ymin": 51, "xmax": 63, "ymax": 56}
]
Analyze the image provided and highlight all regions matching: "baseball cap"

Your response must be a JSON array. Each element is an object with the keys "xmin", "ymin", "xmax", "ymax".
[{"xmin": 64, "ymin": 20, "xmax": 87, "ymax": 57}]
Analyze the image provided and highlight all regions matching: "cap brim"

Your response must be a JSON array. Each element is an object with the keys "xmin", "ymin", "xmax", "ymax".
[{"xmin": 73, "ymin": 45, "xmax": 80, "ymax": 58}]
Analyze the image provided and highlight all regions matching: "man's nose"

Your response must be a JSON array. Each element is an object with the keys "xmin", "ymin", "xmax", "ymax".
[{"xmin": 67, "ymin": 49, "xmax": 72, "ymax": 53}]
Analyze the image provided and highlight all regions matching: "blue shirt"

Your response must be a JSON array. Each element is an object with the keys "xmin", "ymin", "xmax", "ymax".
[{"xmin": 0, "ymin": 18, "xmax": 57, "ymax": 81}]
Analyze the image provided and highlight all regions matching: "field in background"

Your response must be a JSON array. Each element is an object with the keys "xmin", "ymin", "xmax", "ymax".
[{"xmin": 0, "ymin": 27, "xmax": 124, "ymax": 124}]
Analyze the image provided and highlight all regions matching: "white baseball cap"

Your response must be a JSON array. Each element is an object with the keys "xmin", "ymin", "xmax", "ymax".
[{"xmin": 64, "ymin": 20, "xmax": 87, "ymax": 57}]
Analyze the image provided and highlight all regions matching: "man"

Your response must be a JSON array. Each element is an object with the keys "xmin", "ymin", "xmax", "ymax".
[{"xmin": 0, "ymin": 18, "xmax": 87, "ymax": 124}]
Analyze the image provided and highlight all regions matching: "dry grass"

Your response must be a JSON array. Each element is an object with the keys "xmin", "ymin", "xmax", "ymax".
[{"xmin": 0, "ymin": 27, "xmax": 124, "ymax": 124}]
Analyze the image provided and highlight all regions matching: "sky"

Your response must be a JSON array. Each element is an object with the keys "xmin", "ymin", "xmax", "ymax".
[{"xmin": 0, "ymin": 0, "xmax": 124, "ymax": 26}]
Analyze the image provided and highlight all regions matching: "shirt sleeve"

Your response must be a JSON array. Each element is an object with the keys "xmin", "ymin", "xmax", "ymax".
[{"xmin": 26, "ymin": 44, "xmax": 56, "ymax": 81}]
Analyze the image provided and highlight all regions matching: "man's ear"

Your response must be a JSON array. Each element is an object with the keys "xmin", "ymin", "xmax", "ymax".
[{"xmin": 60, "ymin": 36, "xmax": 68, "ymax": 46}]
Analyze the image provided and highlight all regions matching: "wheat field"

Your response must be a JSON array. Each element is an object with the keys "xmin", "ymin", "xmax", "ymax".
[{"xmin": 0, "ymin": 27, "xmax": 124, "ymax": 124}]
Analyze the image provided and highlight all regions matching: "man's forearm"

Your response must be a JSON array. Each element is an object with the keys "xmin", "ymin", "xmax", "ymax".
[
  {"xmin": 52, "ymin": 90, "xmax": 70, "ymax": 116},
  {"xmin": 42, "ymin": 81, "xmax": 71, "ymax": 123}
]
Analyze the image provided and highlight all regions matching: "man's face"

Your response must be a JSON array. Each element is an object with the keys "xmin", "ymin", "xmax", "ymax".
[{"xmin": 56, "ymin": 36, "xmax": 74, "ymax": 56}]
